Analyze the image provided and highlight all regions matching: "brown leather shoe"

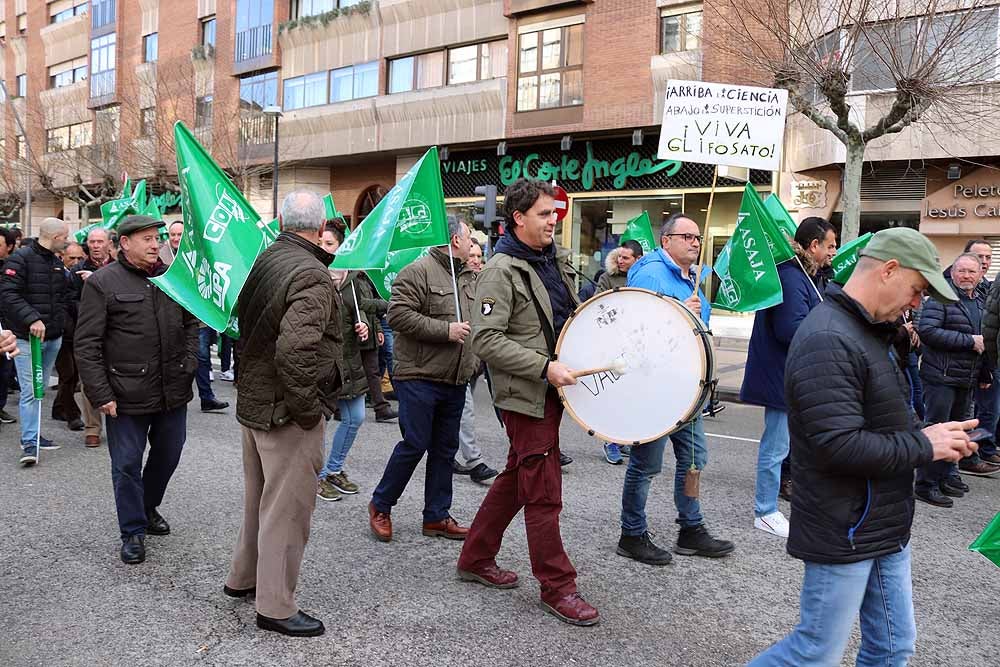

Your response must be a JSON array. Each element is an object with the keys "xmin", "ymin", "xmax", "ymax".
[
  {"xmin": 457, "ymin": 565, "xmax": 519, "ymax": 589},
  {"xmin": 981, "ymin": 452, "xmax": 1000, "ymax": 465},
  {"xmin": 368, "ymin": 502, "xmax": 392, "ymax": 542},
  {"xmin": 778, "ymin": 477, "xmax": 792, "ymax": 501},
  {"xmin": 85, "ymin": 436, "xmax": 100, "ymax": 448},
  {"xmin": 422, "ymin": 516, "xmax": 468, "ymax": 540},
  {"xmin": 541, "ymin": 592, "xmax": 600, "ymax": 626},
  {"xmin": 959, "ymin": 459, "xmax": 1000, "ymax": 477}
]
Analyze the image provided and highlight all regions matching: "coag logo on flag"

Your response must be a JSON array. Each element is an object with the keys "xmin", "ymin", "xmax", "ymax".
[
  {"xmin": 339, "ymin": 226, "xmax": 364, "ymax": 254},
  {"xmin": 383, "ymin": 272, "xmax": 398, "ymax": 294},
  {"xmin": 204, "ymin": 188, "xmax": 247, "ymax": 244},
  {"xmin": 398, "ymin": 195, "xmax": 433, "ymax": 237},
  {"xmin": 716, "ymin": 275, "xmax": 741, "ymax": 307},
  {"xmin": 196, "ymin": 258, "xmax": 232, "ymax": 309}
]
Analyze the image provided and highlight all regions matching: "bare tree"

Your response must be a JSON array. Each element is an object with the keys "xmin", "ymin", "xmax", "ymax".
[{"xmin": 704, "ymin": 0, "xmax": 1000, "ymax": 241}]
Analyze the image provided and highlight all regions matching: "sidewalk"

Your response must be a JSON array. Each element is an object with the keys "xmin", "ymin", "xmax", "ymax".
[{"xmin": 711, "ymin": 313, "xmax": 751, "ymax": 401}]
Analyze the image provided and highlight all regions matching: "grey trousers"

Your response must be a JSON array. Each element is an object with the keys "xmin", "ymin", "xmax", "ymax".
[
  {"xmin": 226, "ymin": 420, "xmax": 324, "ymax": 618},
  {"xmin": 455, "ymin": 380, "xmax": 482, "ymax": 469}
]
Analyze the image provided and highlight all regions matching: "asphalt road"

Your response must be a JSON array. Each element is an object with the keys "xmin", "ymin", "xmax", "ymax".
[{"xmin": 1, "ymin": 381, "xmax": 997, "ymax": 667}]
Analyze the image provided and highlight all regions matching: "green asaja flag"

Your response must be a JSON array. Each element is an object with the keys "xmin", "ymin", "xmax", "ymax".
[
  {"xmin": 831, "ymin": 232, "xmax": 874, "ymax": 285},
  {"xmin": 151, "ymin": 122, "xmax": 277, "ymax": 338},
  {"xmin": 366, "ymin": 247, "xmax": 431, "ymax": 300},
  {"xmin": 332, "ymin": 147, "xmax": 449, "ymax": 270},
  {"xmin": 712, "ymin": 193, "xmax": 783, "ymax": 312},
  {"xmin": 742, "ymin": 184, "xmax": 795, "ymax": 265},
  {"xmin": 324, "ymin": 193, "xmax": 342, "ymax": 221},
  {"xmin": 763, "ymin": 194, "xmax": 799, "ymax": 245},
  {"xmin": 30, "ymin": 334, "xmax": 44, "ymax": 400},
  {"xmin": 969, "ymin": 512, "xmax": 1000, "ymax": 568},
  {"xmin": 74, "ymin": 181, "xmax": 150, "ymax": 244},
  {"xmin": 73, "ymin": 223, "xmax": 99, "ymax": 245},
  {"xmin": 620, "ymin": 211, "xmax": 657, "ymax": 253}
]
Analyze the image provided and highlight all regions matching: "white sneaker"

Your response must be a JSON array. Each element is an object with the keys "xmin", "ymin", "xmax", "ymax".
[
  {"xmin": 754, "ymin": 511, "xmax": 790, "ymax": 538},
  {"xmin": 218, "ymin": 370, "xmax": 235, "ymax": 382},
  {"xmin": 209, "ymin": 370, "xmax": 215, "ymax": 381}
]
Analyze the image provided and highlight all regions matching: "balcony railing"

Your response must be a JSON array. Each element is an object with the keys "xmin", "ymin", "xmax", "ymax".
[
  {"xmin": 235, "ymin": 25, "xmax": 273, "ymax": 63},
  {"xmin": 90, "ymin": 70, "xmax": 115, "ymax": 99}
]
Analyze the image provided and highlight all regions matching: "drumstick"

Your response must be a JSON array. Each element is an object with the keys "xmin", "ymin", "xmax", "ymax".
[{"xmin": 571, "ymin": 358, "xmax": 628, "ymax": 379}]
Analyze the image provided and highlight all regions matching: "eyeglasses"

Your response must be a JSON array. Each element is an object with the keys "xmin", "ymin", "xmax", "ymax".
[{"xmin": 665, "ymin": 233, "xmax": 703, "ymax": 244}]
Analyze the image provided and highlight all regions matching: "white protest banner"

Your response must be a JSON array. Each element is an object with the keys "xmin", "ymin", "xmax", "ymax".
[{"xmin": 657, "ymin": 80, "xmax": 789, "ymax": 171}]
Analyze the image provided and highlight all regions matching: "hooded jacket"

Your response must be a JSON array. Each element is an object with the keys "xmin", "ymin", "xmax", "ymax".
[
  {"xmin": 626, "ymin": 248, "xmax": 711, "ymax": 324},
  {"xmin": 595, "ymin": 248, "xmax": 628, "ymax": 293}
]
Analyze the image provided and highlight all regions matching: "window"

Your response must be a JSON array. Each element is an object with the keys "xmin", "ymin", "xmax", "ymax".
[
  {"xmin": 90, "ymin": 33, "xmax": 116, "ymax": 98},
  {"xmin": 660, "ymin": 11, "xmax": 701, "ymax": 53},
  {"xmin": 329, "ymin": 61, "xmax": 378, "ymax": 102},
  {"xmin": 16, "ymin": 136, "xmax": 26, "ymax": 159},
  {"xmin": 51, "ymin": 2, "xmax": 88, "ymax": 24},
  {"xmin": 388, "ymin": 51, "xmax": 445, "ymax": 93},
  {"xmin": 517, "ymin": 24, "xmax": 583, "ymax": 111},
  {"xmin": 16, "ymin": 13, "xmax": 26, "ymax": 34},
  {"xmin": 235, "ymin": 0, "xmax": 273, "ymax": 62},
  {"xmin": 283, "ymin": 71, "xmax": 327, "ymax": 110},
  {"xmin": 195, "ymin": 95, "xmax": 213, "ymax": 128},
  {"xmin": 201, "ymin": 17, "xmax": 216, "ymax": 48},
  {"xmin": 143, "ymin": 33, "xmax": 158, "ymax": 63},
  {"xmin": 141, "ymin": 108, "xmax": 155, "ymax": 137},
  {"xmin": 95, "ymin": 106, "xmax": 120, "ymax": 143},
  {"xmin": 46, "ymin": 122, "xmax": 92, "ymax": 153},
  {"xmin": 48, "ymin": 58, "xmax": 88, "ymax": 89},
  {"xmin": 447, "ymin": 40, "xmax": 507, "ymax": 85},
  {"xmin": 292, "ymin": 0, "xmax": 363, "ymax": 18},
  {"xmin": 15, "ymin": 74, "xmax": 26, "ymax": 97},
  {"xmin": 240, "ymin": 72, "xmax": 278, "ymax": 145},
  {"xmin": 91, "ymin": 0, "xmax": 115, "ymax": 30}
]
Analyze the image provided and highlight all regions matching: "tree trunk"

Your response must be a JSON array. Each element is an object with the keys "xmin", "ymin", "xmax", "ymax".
[{"xmin": 840, "ymin": 139, "xmax": 866, "ymax": 243}]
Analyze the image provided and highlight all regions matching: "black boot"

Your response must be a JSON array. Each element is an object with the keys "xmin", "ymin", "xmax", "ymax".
[
  {"xmin": 675, "ymin": 525, "xmax": 735, "ymax": 558},
  {"xmin": 256, "ymin": 611, "xmax": 325, "ymax": 637},
  {"xmin": 916, "ymin": 486, "xmax": 953, "ymax": 508},
  {"xmin": 617, "ymin": 532, "xmax": 673, "ymax": 565},
  {"xmin": 120, "ymin": 535, "xmax": 145, "ymax": 564},
  {"xmin": 939, "ymin": 479, "xmax": 965, "ymax": 498},
  {"xmin": 146, "ymin": 509, "xmax": 170, "ymax": 536}
]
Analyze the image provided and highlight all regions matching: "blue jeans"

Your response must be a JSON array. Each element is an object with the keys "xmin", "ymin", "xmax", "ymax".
[
  {"xmin": 974, "ymin": 370, "xmax": 999, "ymax": 458},
  {"xmin": 219, "ymin": 334, "xmax": 234, "ymax": 373},
  {"xmin": 320, "ymin": 395, "xmax": 366, "ymax": 477},
  {"xmin": 755, "ymin": 407, "xmax": 789, "ymax": 517},
  {"xmin": 916, "ymin": 382, "xmax": 970, "ymax": 492},
  {"xmin": 905, "ymin": 352, "xmax": 924, "ymax": 421},
  {"xmin": 371, "ymin": 379, "xmax": 465, "ymax": 523},
  {"xmin": 105, "ymin": 406, "xmax": 187, "ymax": 539},
  {"xmin": 195, "ymin": 328, "xmax": 216, "ymax": 401},
  {"xmin": 621, "ymin": 415, "xmax": 707, "ymax": 535},
  {"xmin": 378, "ymin": 316, "xmax": 394, "ymax": 379},
  {"xmin": 13, "ymin": 337, "xmax": 62, "ymax": 446},
  {"xmin": 747, "ymin": 545, "xmax": 916, "ymax": 667}
]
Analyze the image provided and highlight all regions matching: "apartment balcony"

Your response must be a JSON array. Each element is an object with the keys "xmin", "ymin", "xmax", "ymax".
[
  {"xmin": 42, "ymin": 144, "xmax": 120, "ymax": 190},
  {"xmin": 39, "ymin": 80, "xmax": 90, "ymax": 130},
  {"xmin": 279, "ymin": 97, "xmax": 379, "ymax": 161},
  {"xmin": 40, "ymin": 13, "xmax": 89, "ymax": 67},
  {"xmin": 379, "ymin": 0, "xmax": 507, "ymax": 58},
  {"xmin": 650, "ymin": 50, "xmax": 702, "ymax": 121},
  {"xmin": 376, "ymin": 77, "xmax": 506, "ymax": 151},
  {"xmin": 233, "ymin": 24, "xmax": 277, "ymax": 76},
  {"xmin": 279, "ymin": 6, "xmax": 378, "ymax": 78}
]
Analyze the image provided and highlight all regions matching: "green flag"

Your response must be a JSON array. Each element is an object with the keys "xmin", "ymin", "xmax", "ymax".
[
  {"xmin": 831, "ymin": 232, "xmax": 874, "ymax": 285},
  {"xmin": 332, "ymin": 147, "xmax": 449, "ymax": 270},
  {"xmin": 30, "ymin": 334, "xmax": 44, "ymax": 400},
  {"xmin": 742, "ymin": 184, "xmax": 795, "ymax": 265},
  {"xmin": 366, "ymin": 247, "xmax": 431, "ymax": 300},
  {"xmin": 969, "ymin": 512, "xmax": 1000, "ymax": 568},
  {"xmin": 763, "ymin": 194, "xmax": 799, "ymax": 244},
  {"xmin": 73, "ymin": 222, "xmax": 100, "ymax": 245},
  {"xmin": 150, "ymin": 122, "xmax": 278, "ymax": 337},
  {"xmin": 620, "ymin": 211, "xmax": 657, "ymax": 253},
  {"xmin": 323, "ymin": 194, "xmax": 342, "ymax": 221},
  {"xmin": 97, "ymin": 179, "xmax": 148, "ymax": 235},
  {"xmin": 712, "ymin": 192, "xmax": 784, "ymax": 312},
  {"xmin": 122, "ymin": 176, "xmax": 132, "ymax": 198}
]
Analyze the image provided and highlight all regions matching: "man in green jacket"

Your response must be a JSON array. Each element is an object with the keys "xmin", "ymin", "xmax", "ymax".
[
  {"xmin": 368, "ymin": 218, "xmax": 479, "ymax": 542},
  {"xmin": 457, "ymin": 178, "xmax": 600, "ymax": 627}
]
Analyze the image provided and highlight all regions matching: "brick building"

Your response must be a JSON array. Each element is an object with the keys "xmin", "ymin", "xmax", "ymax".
[{"xmin": 1, "ymin": 0, "xmax": 775, "ymax": 283}]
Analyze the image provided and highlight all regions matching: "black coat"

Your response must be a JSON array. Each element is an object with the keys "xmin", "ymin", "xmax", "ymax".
[
  {"xmin": 982, "ymin": 279, "xmax": 1000, "ymax": 369},
  {"xmin": 0, "ymin": 239, "xmax": 68, "ymax": 340},
  {"xmin": 918, "ymin": 284, "xmax": 989, "ymax": 389},
  {"xmin": 785, "ymin": 285, "xmax": 933, "ymax": 564},
  {"xmin": 75, "ymin": 254, "xmax": 199, "ymax": 415}
]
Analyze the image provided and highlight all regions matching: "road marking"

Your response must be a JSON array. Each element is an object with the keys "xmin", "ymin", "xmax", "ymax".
[{"xmin": 706, "ymin": 432, "xmax": 760, "ymax": 444}]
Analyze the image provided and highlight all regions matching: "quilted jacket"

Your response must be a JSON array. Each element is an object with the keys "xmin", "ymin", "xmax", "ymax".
[
  {"xmin": 235, "ymin": 232, "xmax": 343, "ymax": 431},
  {"xmin": 0, "ymin": 239, "xmax": 69, "ymax": 340}
]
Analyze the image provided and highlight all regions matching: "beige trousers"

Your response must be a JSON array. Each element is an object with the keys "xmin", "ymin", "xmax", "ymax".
[
  {"xmin": 81, "ymin": 393, "xmax": 103, "ymax": 439},
  {"xmin": 225, "ymin": 420, "xmax": 324, "ymax": 619}
]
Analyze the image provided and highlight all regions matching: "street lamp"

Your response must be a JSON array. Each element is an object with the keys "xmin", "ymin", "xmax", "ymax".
[{"xmin": 262, "ymin": 105, "xmax": 282, "ymax": 219}]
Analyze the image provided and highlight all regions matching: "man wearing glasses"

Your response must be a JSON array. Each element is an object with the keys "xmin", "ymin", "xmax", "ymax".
[{"xmin": 616, "ymin": 212, "xmax": 736, "ymax": 566}]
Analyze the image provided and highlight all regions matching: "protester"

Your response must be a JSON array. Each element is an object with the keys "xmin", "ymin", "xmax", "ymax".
[
  {"xmin": 159, "ymin": 221, "xmax": 183, "ymax": 266},
  {"xmin": 75, "ymin": 215, "xmax": 199, "ymax": 565},
  {"xmin": 108, "ymin": 232, "xmax": 120, "ymax": 261},
  {"xmin": 369, "ymin": 218, "xmax": 477, "ymax": 542},
  {"xmin": 740, "ymin": 217, "xmax": 835, "ymax": 538},
  {"xmin": 0, "ymin": 217, "xmax": 70, "ymax": 465},
  {"xmin": 916, "ymin": 253, "xmax": 998, "ymax": 507},
  {"xmin": 0, "ymin": 228, "xmax": 18, "ymax": 425},
  {"xmin": 195, "ymin": 326, "xmax": 228, "ymax": 412},
  {"xmin": 454, "ymin": 238, "xmax": 500, "ymax": 484},
  {"xmin": 350, "ymin": 273, "xmax": 397, "ymax": 423},
  {"xmin": 0, "ymin": 328, "xmax": 17, "ymax": 357},
  {"xmin": 577, "ymin": 268, "xmax": 605, "ymax": 302},
  {"xmin": 748, "ymin": 227, "xmax": 978, "ymax": 666},
  {"xmin": 458, "ymin": 179, "xmax": 600, "ymax": 627},
  {"xmin": 316, "ymin": 223, "xmax": 371, "ymax": 502},
  {"xmin": 964, "ymin": 239, "xmax": 1000, "ymax": 465},
  {"xmin": 72, "ymin": 227, "xmax": 114, "ymax": 447},
  {"xmin": 225, "ymin": 191, "xmax": 343, "ymax": 638},
  {"xmin": 980, "ymin": 267, "xmax": 1000, "ymax": 466},
  {"xmin": 52, "ymin": 242, "xmax": 86, "ymax": 432},
  {"xmin": 217, "ymin": 334, "xmax": 235, "ymax": 382},
  {"xmin": 618, "ymin": 212, "xmax": 735, "ymax": 565}
]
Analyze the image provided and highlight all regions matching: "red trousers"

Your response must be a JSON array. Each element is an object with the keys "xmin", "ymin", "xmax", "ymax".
[{"xmin": 457, "ymin": 390, "xmax": 577, "ymax": 602}]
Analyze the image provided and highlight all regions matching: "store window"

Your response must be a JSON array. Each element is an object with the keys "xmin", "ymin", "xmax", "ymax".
[
  {"xmin": 660, "ymin": 10, "xmax": 702, "ymax": 53},
  {"xmin": 517, "ymin": 23, "xmax": 583, "ymax": 112}
]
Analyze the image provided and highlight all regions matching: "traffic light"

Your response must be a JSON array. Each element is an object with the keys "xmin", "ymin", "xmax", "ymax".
[{"xmin": 472, "ymin": 184, "xmax": 498, "ymax": 232}]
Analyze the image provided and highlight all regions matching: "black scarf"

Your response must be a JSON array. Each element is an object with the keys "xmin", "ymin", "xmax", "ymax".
[{"xmin": 494, "ymin": 232, "xmax": 573, "ymax": 336}]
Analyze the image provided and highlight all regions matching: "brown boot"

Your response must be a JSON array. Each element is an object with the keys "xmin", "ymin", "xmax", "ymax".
[
  {"xmin": 457, "ymin": 565, "xmax": 519, "ymax": 589},
  {"xmin": 85, "ymin": 435, "xmax": 101, "ymax": 448},
  {"xmin": 368, "ymin": 502, "xmax": 392, "ymax": 542},
  {"xmin": 422, "ymin": 516, "xmax": 468, "ymax": 540},
  {"xmin": 541, "ymin": 593, "xmax": 600, "ymax": 627}
]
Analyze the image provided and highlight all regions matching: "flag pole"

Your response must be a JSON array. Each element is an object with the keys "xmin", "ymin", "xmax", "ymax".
[
  {"xmin": 447, "ymin": 242, "xmax": 462, "ymax": 321},
  {"xmin": 695, "ymin": 165, "xmax": 720, "ymax": 297},
  {"xmin": 36, "ymin": 405, "xmax": 42, "ymax": 464},
  {"xmin": 349, "ymin": 281, "xmax": 363, "ymax": 325}
]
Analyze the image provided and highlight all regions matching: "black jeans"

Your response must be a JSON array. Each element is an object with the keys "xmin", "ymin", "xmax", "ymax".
[
  {"xmin": 915, "ymin": 382, "xmax": 971, "ymax": 493},
  {"xmin": 53, "ymin": 338, "xmax": 81, "ymax": 421},
  {"xmin": 105, "ymin": 406, "xmax": 187, "ymax": 539},
  {"xmin": 361, "ymin": 348, "xmax": 390, "ymax": 415}
]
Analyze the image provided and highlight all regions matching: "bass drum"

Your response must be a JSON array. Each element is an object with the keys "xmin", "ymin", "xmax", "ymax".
[{"xmin": 555, "ymin": 288, "xmax": 715, "ymax": 445}]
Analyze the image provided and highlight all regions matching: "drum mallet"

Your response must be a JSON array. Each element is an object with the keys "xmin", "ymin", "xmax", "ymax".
[{"xmin": 570, "ymin": 358, "xmax": 628, "ymax": 379}]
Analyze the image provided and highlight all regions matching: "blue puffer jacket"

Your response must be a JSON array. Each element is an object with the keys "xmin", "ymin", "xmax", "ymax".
[
  {"xmin": 626, "ymin": 248, "xmax": 711, "ymax": 324},
  {"xmin": 918, "ymin": 280, "xmax": 989, "ymax": 389},
  {"xmin": 740, "ymin": 260, "xmax": 822, "ymax": 410}
]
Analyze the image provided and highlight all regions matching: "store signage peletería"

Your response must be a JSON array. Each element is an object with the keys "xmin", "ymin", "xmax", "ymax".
[{"xmin": 925, "ymin": 182, "xmax": 1000, "ymax": 220}]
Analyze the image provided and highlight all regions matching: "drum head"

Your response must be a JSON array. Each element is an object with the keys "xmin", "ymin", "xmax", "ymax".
[{"xmin": 556, "ymin": 288, "xmax": 713, "ymax": 444}]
